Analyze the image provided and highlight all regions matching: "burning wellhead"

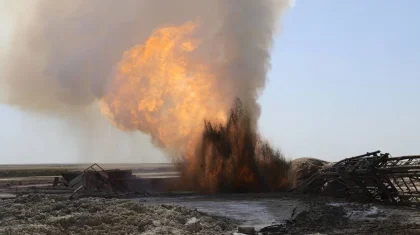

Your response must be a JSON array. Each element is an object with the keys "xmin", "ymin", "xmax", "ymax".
[
  {"xmin": 1, "ymin": 0, "xmax": 294, "ymax": 192},
  {"xmin": 177, "ymin": 99, "xmax": 291, "ymax": 193},
  {"xmin": 99, "ymin": 22, "xmax": 292, "ymax": 193}
]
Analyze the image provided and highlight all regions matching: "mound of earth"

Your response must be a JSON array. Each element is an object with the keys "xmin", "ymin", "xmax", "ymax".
[
  {"xmin": 288, "ymin": 202, "xmax": 420, "ymax": 235},
  {"xmin": 0, "ymin": 194, "xmax": 237, "ymax": 235},
  {"xmin": 290, "ymin": 158, "xmax": 330, "ymax": 186}
]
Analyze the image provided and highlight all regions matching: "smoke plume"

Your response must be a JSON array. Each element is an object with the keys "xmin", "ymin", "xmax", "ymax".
[{"xmin": 1, "ymin": 1, "xmax": 292, "ymax": 165}]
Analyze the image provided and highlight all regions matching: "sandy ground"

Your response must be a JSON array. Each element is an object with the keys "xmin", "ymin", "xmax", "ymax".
[
  {"xmin": 0, "ymin": 193, "xmax": 419, "ymax": 235},
  {"xmin": 0, "ymin": 194, "xmax": 237, "ymax": 235},
  {"xmin": 0, "ymin": 165, "xmax": 419, "ymax": 234}
]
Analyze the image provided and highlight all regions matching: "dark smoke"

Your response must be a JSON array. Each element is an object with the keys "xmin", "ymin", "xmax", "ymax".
[{"xmin": 178, "ymin": 99, "xmax": 291, "ymax": 193}]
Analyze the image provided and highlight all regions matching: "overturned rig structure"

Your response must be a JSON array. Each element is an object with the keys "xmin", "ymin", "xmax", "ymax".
[
  {"xmin": 62, "ymin": 164, "xmax": 179, "ymax": 199},
  {"xmin": 294, "ymin": 151, "xmax": 420, "ymax": 205},
  {"xmin": 58, "ymin": 151, "xmax": 419, "ymax": 205}
]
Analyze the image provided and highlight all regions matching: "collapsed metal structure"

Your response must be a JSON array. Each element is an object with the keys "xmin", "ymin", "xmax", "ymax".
[
  {"xmin": 62, "ymin": 164, "xmax": 180, "ymax": 199},
  {"xmin": 294, "ymin": 151, "xmax": 420, "ymax": 205},
  {"xmin": 65, "ymin": 164, "xmax": 137, "ymax": 198}
]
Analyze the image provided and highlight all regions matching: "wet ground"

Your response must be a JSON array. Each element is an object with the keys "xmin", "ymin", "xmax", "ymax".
[
  {"xmin": 139, "ymin": 193, "xmax": 420, "ymax": 234},
  {"xmin": 1, "ymin": 193, "xmax": 418, "ymax": 234},
  {"xmin": 140, "ymin": 194, "xmax": 307, "ymax": 230}
]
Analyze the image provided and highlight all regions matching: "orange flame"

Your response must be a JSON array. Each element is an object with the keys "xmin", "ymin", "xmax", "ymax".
[
  {"xmin": 100, "ymin": 22, "xmax": 227, "ymax": 155},
  {"xmin": 100, "ymin": 22, "xmax": 291, "ymax": 193}
]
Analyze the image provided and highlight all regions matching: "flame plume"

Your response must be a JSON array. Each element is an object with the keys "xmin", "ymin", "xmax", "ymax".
[
  {"xmin": 100, "ymin": 22, "xmax": 227, "ymax": 155},
  {"xmin": 1, "ymin": 0, "xmax": 294, "ymax": 185},
  {"xmin": 101, "ymin": 23, "xmax": 291, "ymax": 193}
]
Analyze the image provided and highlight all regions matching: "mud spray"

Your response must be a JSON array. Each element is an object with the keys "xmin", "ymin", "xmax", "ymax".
[{"xmin": 0, "ymin": 0, "xmax": 294, "ymax": 192}]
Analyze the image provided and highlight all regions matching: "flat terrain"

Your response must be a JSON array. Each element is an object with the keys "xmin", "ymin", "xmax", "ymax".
[
  {"xmin": 0, "ymin": 163, "xmax": 177, "ymax": 187},
  {"xmin": 0, "ymin": 163, "xmax": 175, "ymax": 177},
  {"xmin": 1, "ymin": 193, "xmax": 419, "ymax": 234},
  {"xmin": 0, "ymin": 165, "xmax": 419, "ymax": 234}
]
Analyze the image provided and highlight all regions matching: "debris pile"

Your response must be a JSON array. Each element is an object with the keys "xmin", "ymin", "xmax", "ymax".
[
  {"xmin": 63, "ymin": 164, "xmax": 180, "ymax": 199},
  {"xmin": 294, "ymin": 151, "xmax": 420, "ymax": 205},
  {"xmin": 258, "ymin": 202, "xmax": 419, "ymax": 234}
]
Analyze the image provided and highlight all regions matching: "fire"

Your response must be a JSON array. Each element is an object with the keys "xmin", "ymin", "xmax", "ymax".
[
  {"xmin": 101, "ymin": 22, "xmax": 291, "ymax": 193},
  {"xmin": 178, "ymin": 99, "xmax": 291, "ymax": 194},
  {"xmin": 100, "ymin": 22, "xmax": 227, "ymax": 155}
]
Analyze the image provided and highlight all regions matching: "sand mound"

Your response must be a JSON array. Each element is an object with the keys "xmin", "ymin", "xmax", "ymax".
[{"xmin": 290, "ymin": 158, "xmax": 330, "ymax": 186}]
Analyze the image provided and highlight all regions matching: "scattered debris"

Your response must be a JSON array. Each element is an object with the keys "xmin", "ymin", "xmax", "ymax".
[
  {"xmin": 259, "ymin": 224, "xmax": 288, "ymax": 234},
  {"xmin": 257, "ymin": 205, "xmax": 297, "ymax": 234},
  {"xmin": 62, "ymin": 163, "xmax": 181, "ymax": 199},
  {"xmin": 258, "ymin": 201, "xmax": 419, "ymax": 234},
  {"xmin": 237, "ymin": 226, "xmax": 255, "ymax": 235},
  {"xmin": 52, "ymin": 177, "xmax": 59, "ymax": 187},
  {"xmin": 294, "ymin": 151, "xmax": 420, "ymax": 205}
]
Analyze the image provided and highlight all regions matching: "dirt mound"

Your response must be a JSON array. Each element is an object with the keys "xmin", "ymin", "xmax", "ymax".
[
  {"xmin": 0, "ymin": 194, "xmax": 237, "ymax": 235},
  {"xmin": 290, "ymin": 158, "xmax": 329, "ymax": 186},
  {"xmin": 288, "ymin": 202, "xmax": 420, "ymax": 235}
]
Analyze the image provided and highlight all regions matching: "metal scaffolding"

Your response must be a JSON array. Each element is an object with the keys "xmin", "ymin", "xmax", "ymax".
[{"xmin": 294, "ymin": 151, "xmax": 420, "ymax": 205}]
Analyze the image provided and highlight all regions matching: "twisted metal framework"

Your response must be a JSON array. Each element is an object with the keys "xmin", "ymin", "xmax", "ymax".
[
  {"xmin": 295, "ymin": 151, "xmax": 420, "ymax": 205},
  {"xmin": 68, "ymin": 164, "xmax": 135, "ymax": 199}
]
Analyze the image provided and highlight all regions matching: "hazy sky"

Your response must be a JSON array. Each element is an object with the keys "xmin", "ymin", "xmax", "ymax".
[
  {"xmin": 259, "ymin": 0, "xmax": 420, "ymax": 161},
  {"xmin": 1, "ymin": 1, "xmax": 419, "ymax": 163}
]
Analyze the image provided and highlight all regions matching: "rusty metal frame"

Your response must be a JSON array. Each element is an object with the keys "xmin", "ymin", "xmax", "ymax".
[
  {"xmin": 294, "ymin": 151, "xmax": 420, "ymax": 205},
  {"xmin": 69, "ymin": 164, "xmax": 135, "ymax": 199}
]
